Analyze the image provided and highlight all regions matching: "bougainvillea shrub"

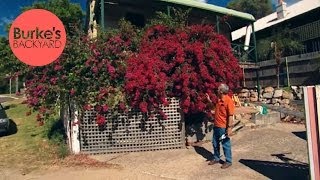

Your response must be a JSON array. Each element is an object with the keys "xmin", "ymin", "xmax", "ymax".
[
  {"xmin": 25, "ymin": 21, "xmax": 139, "ymax": 125},
  {"xmin": 125, "ymin": 24, "xmax": 243, "ymax": 117},
  {"xmin": 25, "ymin": 20, "xmax": 242, "ymax": 126}
]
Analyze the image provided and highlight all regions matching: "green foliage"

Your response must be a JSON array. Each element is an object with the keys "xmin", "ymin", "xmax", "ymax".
[
  {"xmin": 227, "ymin": 0, "xmax": 273, "ymax": 19},
  {"xmin": 257, "ymin": 27, "xmax": 304, "ymax": 61},
  {"xmin": 0, "ymin": 0, "xmax": 84, "ymax": 89},
  {"xmin": 43, "ymin": 116, "xmax": 69, "ymax": 158},
  {"xmin": 146, "ymin": 8, "xmax": 191, "ymax": 29},
  {"xmin": 257, "ymin": 38, "xmax": 272, "ymax": 60},
  {"xmin": 22, "ymin": 0, "xmax": 84, "ymax": 36},
  {"xmin": 0, "ymin": 37, "xmax": 27, "ymax": 79}
]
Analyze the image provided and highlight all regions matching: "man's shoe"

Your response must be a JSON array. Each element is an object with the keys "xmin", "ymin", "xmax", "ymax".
[
  {"xmin": 221, "ymin": 162, "xmax": 232, "ymax": 169},
  {"xmin": 208, "ymin": 160, "xmax": 220, "ymax": 165}
]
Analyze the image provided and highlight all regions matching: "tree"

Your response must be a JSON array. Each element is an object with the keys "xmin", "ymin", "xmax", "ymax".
[
  {"xmin": 227, "ymin": 0, "xmax": 273, "ymax": 19},
  {"xmin": 257, "ymin": 27, "xmax": 304, "ymax": 61},
  {"xmin": 22, "ymin": 0, "xmax": 84, "ymax": 36},
  {"xmin": 0, "ymin": 0, "xmax": 84, "ymax": 93},
  {"xmin": 256, "ymin": 27, "xmax": 304, "ymax": 87},
  {"xmin": 0, "ymin": 37, "xmax": 27, "ymax": 93},
  {"xmin": 0, "ymin": 37, "xmax": 27, "ymax": 75}
]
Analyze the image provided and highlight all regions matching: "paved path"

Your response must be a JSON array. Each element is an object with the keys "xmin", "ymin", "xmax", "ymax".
[{"xmin": 0, "ymin": 123, "xmax": 309, "ymax": 180}]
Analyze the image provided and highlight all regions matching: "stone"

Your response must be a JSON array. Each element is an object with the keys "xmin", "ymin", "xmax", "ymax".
[
  {"xmin": 238, "ymin": 92, "xmax": 250, "ymax": 98},
  {"xmin": 260, "ymin": 89, "xmax": 264, "ymax": 94},
  {"xmin": 282, "ymin": 91, "xmax": 294, "ymax": 100},
  {"xmin": 250, "ymin": 97, "xmax": 258, "ymax": 102},
  {"xmin": 283, "ymin": 115, "xmax": 294, "ymax": 122},
  {"xmin": 264, "ymin": 86, "xmax": 274, "ymax": 93},
  {"xmin": 272, "ymin": 98, "xmax": 280, "ymax": 104},
  {"xmin": 281, "ymin": 99, "xmax": 290, "ymax": 105},
  {"xmin": 242, "ymin": 114, "xmax": 252, "ymax": 120},
  {"xmin": 263, "ymin": 92, "xmax": 273, "ymax": 99},
  {"xmin": 274, "ymin": 103, "xmax": 280, "ymax": 106},
  {"xmin": 250, "ymin": 92, "xmax": 258, "ymax": 98},
  {"xmin": 296, "ymin": 92, "xmax": 303, "ymax": 100},
  {"xmin": 291, "ymin": 86, "xmax": 298, "ymax": 91},
  {"xmin": 260, "ymin": 99, "xmax": 267, "ymax": 103},
  {"xmin": 235, "ymin": 114, "xmax": 242, "ymax": 120},
  {"xmin": 266, "ymin": 99, "xmax": 271, "ymax": 104},
  {"xmin": 284, "ymin": 104, "xmax": 291, "ymax": 109},
  {"xmin": 273, "ymin": 89, "xmax": 283, "ymax": 98},
  {"xmin": 241, "ymin": 89, "xmax": 249, "ymax": 93}
]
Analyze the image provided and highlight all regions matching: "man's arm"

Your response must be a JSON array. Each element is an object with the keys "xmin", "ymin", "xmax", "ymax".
[
  {"xmin": 206, "ymin": 93, "xmax": 215, "ymax": 114},
  {"xmin": 226, "ymin": 98, "xmax": 235, "ymax": 136},
  {"xmin": 227, "ymin": 116, "xmax": 234, "ymax": 127},
  {"xmin": 226, "ymin": 115, "xmax": 234, "ymax": 136}
]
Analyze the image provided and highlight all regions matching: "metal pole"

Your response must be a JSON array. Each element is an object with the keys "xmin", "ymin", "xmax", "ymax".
[
  {"xmin": 277, "ymin": 66, "xmax": 280, "ymax": 88},
  {"xmin": 285, "ymin": 57, "xmax": 290, "ymax": 87},
  {"xmin": 16, "ymin": 76, "xmax": 19, "ymax": 93},
  {"xmin": 216, "ymin": 15, "xmax": 220, "ymax": 33},
  {"xmin": 275, "ymin": 43, "xmax": 280, "ymax": 88},
  {"xmin": 9, "ymin": 78, "xmax": 11, "ymax": 97},
  {"xmin": 252, "ymin": 23, "xmax": 260, "ymax": 101},
  {"xmin": 243, "ymin": 67, "xmax": 246, "ymax": 87},
  {"xmin": 167, "ymin": 6, "xmax": 171, "ymax": 17},
  {"xmin": 101, "ymin": 0, "xmax": 105, "ymax": 30}
]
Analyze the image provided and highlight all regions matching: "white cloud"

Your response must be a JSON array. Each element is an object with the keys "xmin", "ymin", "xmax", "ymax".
[{"xmin": 194, "ymin": 0, "xmax": 207, "ymax": 3}]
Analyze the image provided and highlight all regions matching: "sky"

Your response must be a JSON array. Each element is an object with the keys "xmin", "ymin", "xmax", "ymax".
[
  {"xmin": 0, "ymin": 0, "xmax": 86, "ymax": 36},
  {"xmin": 0, "ymin": 0, "xmax": 300, "ymax": 37}
]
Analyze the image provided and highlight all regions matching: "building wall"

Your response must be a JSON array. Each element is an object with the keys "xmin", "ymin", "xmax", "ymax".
[{"xmin": 98, "ymin": 0, "xmax": 233, "ymax": 40}]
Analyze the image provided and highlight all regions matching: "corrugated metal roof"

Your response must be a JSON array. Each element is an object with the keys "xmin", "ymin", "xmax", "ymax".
[
  {"xmin": 232, "ymin": 0, "xmax": 320, "ymax": 41},
  {"xmin": 159, "ymin": 0, "xmax": 255, "ymax": 21}
]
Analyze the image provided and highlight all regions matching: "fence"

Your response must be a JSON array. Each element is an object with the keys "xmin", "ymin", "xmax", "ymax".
[
  {"xmin": 62, "ymin": 98, "xmax": 185, "ymax": 154},
  {"xmin": 243, "ymin": 51, "xmax": 320, "ymax": 88}
]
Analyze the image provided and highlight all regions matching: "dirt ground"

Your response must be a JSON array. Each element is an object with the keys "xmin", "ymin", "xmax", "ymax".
[{"xmin": 0, "ymin": 123, "xmax": 309, "ymax": 180}]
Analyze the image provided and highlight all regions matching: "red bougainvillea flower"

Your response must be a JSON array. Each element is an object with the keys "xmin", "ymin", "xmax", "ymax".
[
  {"xmin": 125, "ymin": 24, "xmax": 242, "ymax": 116},
  {"xmin": 102, "ymin": 104, "xmax": 109, "ymax": 112},
  {"xmin": 83, "ymin": 104, "xmax": 92, "ymax": 111},
  {"xmin": 25, "ymin": 22, "xmax": 242, "ymax": 125},
  {"xmin": 96, "ymin": 114, "xmax": 106, "ymax": 125},
  {"xmin": 119, "ymin": 102, "xmax": 126, "ymax": 111},
  {"xmin": 70, "ymin": 88, "xmax": 76, "ymax": 96},
  {"xmin": 139, "ymin": 102, "xmax": 148, "ymax": 113}
]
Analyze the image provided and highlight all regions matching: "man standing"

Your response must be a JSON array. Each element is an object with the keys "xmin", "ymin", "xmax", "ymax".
[{"xmin": 206, "ymin": 83, "xmax": 235, "ymax": 169}]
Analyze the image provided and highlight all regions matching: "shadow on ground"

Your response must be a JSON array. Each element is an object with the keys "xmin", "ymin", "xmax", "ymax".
[
  {"xmin": 193, "ymin": 146, "xmax": 213, "ymax": 161},
  {"xmin": 239, "ymin": 159, "xmax": 309, "ymax": 180},
  {"xmin": 292, "ymin": 131, "xmax": 307, "ymax": 141},
  {"xmin": 0, "ymin": 119, "xmax": 18, "ymax": 137}
]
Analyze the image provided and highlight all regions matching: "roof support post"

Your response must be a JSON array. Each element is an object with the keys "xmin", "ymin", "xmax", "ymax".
[
  {"xmin": 101, "ymin": 0, "xmax": 105, "ymax": 30},
  {"xmin": 216, "ymin": 15, "xmax": 220, "ymax": 33}
]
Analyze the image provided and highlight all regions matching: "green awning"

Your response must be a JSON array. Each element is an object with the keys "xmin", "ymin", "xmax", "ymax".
[{"xmin": 159, "ymin": 0, "xmax": 255, "ymax": 22}]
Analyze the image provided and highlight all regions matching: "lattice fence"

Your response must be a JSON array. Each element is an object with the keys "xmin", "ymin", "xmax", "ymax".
[{"xmin": 79, "ymin": 98, "xmax": 185, "ymax": 154}]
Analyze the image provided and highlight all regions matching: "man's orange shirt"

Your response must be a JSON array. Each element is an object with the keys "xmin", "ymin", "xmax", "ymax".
[{"xmin": 214, "ymin": 95, "xmax": 235, "ymax": 128}]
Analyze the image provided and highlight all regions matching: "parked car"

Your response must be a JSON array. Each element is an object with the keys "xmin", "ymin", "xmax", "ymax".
[{"xmin": 0, "ymin": 103, "xmax": 10, "ymax": 134}]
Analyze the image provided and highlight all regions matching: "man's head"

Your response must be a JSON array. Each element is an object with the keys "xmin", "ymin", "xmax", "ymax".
[{"xmin": 218, "ymin": 83, "xmax": 229, "ymax": 97}]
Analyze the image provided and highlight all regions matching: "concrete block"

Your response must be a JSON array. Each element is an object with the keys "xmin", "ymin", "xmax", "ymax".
[{"xmin": 252, "ymin": 111, "xmax": 281, "ymax": 126}]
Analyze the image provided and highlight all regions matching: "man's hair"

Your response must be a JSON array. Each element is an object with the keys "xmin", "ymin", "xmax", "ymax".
[{"xmin": 218, "ymin": 83, "xmax": 229, "ymax": 94}]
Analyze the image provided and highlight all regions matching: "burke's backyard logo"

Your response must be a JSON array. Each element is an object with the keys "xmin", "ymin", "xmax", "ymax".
[
  {"xmin": 9, "ymin": 9, "xmax": 66, "ymax": 66},
  {"xmin": 12, "ymin": 27, "xmax": 62, "ymax": 48}
]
